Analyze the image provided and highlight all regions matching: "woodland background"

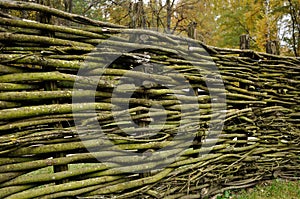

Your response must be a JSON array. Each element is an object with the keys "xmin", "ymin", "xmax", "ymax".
[{"xmin": 4, "ymin": 0, "xmax": 300, "ymax": 57}]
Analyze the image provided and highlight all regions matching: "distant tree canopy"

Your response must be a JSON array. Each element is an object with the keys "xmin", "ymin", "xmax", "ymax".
[{"xmin": 6, "ymin": 0, "xmax": 300, "ymax": 56}]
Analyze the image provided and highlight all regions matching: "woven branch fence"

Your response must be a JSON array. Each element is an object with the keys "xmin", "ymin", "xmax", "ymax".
[{"xmin": 0, "ymin": 1, "xmax": 299, "ymax": 198}]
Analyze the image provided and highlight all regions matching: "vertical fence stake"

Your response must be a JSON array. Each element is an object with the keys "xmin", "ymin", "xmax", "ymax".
[
  {"xmin": 240, "ymin": 34, "xmax": 250, "ymax": 50},
  {"xmin": 266, "ymin": 40, "xmax": 280, "ymax": 106},
  {"xmin": 37, "ymin": 0, "xmax": 69, "ymax": 185},
  {"xmin": 240, "ymin": 34, "xmax": 250, "ymax": 57},
  {"xmin": 266, "ymin": 40, "xmax": 280, "ymax": 55},
  {"xmin": 237, "ymin": 34, "xmax": 251, "ymax": 147},
  {"xmin": 187, "ymin": 21, "xmax": 197, "ymax": 39}
]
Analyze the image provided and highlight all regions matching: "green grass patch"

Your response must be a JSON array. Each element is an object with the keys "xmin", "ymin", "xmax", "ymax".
[{"xmin": 217, "ymin": 179, "xmax": 300, "ymax": 199}]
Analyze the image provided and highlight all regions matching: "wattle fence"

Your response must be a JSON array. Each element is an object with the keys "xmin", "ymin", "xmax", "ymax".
[{"xmin": 0, "ymin": 1, "xmax": 299, "ymax": 198}]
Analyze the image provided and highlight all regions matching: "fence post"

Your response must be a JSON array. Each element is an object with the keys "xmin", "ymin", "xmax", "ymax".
[
  {"xmin": 129, "ymin": 0, "xmax": 146, "ymax": 29},
  {"xmin": 37, "ymin": 0, "xmax": 68, "ymax": 185},
  {"xmin": 239, "ymin": 34, "xmax": 250, "ymax": 92},
  {"xmin": 240, "ymin": 34, "xmax": 250, "ymax": 50},
  {"xmin": 187, "ymin": 21, "xmax": 197, "ymax": 39},
  {"xmin": 240, "ymin": 34, "xmax": 250, "ymax": 58},
  {"xmin": 130, "ymin": 2, "xmax": 152, "ymax": 175},
  {"xmin": 266, "ymin": 40, "xmax": 280, "ymax": 106},
  {"xmin": 237, "ymin": 34, "xmax": 250, "ymax": 147},
  {"xmin": 266, "ymin": 40, "xmax": 280, "ymax": 55}
]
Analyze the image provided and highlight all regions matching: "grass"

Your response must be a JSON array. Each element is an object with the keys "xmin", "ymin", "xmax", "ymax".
[{"xmin": 217, "ymin": 179, "xmax": 300, "ymax": 199}]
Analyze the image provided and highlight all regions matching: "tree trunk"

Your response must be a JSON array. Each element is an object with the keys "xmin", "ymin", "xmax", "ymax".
[{"xmin": 166, "ymin": 0, "xmax": 171, "ymax": 32}]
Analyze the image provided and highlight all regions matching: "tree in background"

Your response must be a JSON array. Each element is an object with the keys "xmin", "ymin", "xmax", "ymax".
[
  {"xmin": 10, "ymin": 0, "xmax": 299, "ymax": 56},
  {"xmin": 72, "ymin": 0, "xmax": 111, "ymax": 21},
  {"xmin": 173, "ymin": 0, "xmax": 299, "ymax": 56},
  {"xmin": 212, "ymin": 0, "xmax": 280, "ymax": 51},
  {"xmin": 277, "ymin": 0, "xmax": 300, "ymax": 56},
  {"xmin": 175, "ymin": 0, "xmax": 217, "ymax": 43}
]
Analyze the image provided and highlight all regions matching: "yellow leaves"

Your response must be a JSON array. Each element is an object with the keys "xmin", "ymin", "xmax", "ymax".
[{"xmin": 255, "ymin": 17, "xmax": 269, "ymax": 51}]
